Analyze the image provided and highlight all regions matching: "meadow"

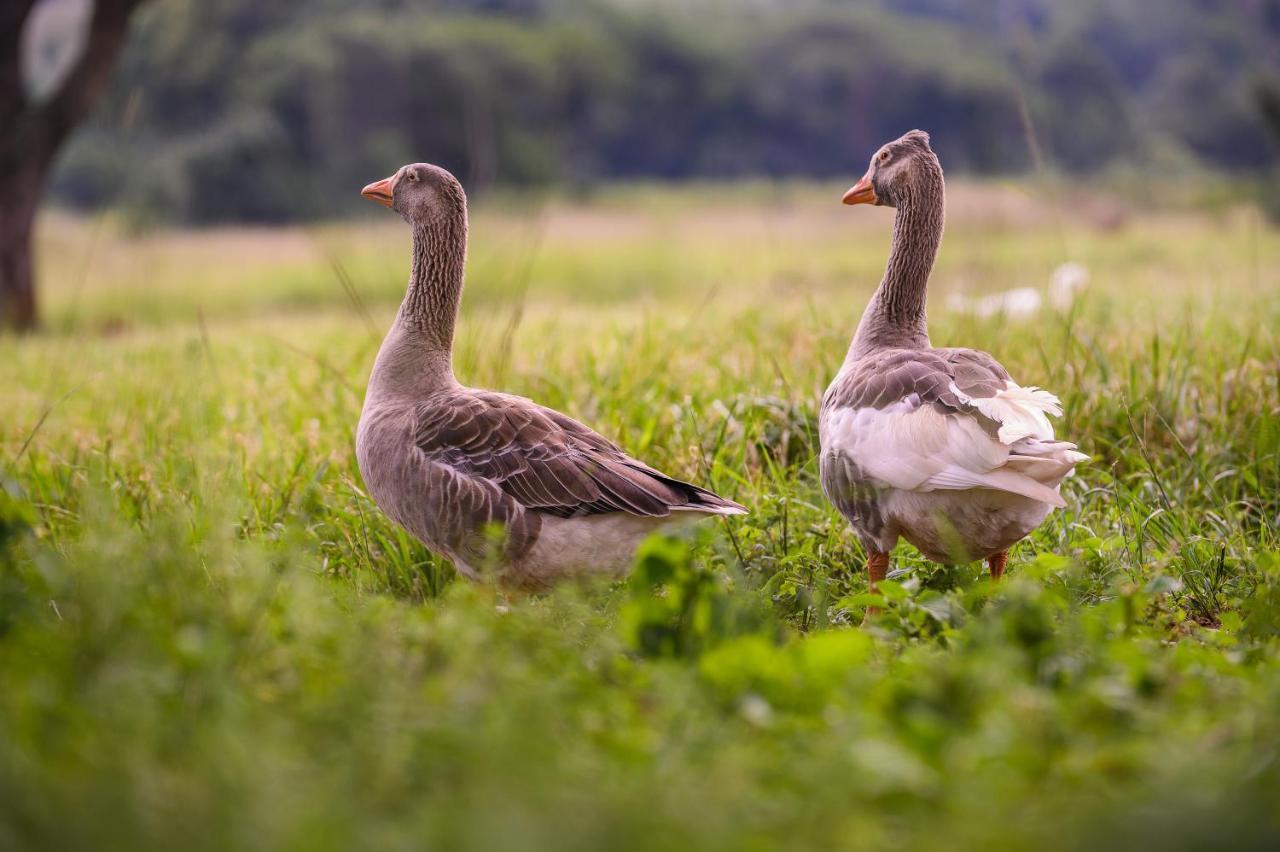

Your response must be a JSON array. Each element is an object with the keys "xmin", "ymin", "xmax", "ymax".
[{"xmin": 2, "ymin": 180, "xmax": 1279, "ymax": 850}]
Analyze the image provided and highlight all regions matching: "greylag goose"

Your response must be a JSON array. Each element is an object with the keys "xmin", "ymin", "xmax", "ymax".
[
  {"xmin": 820, "ymin": 131, "xmax": 1086, "ymax": 606},
  {"xmin": 356, "ymin": 163, "xmax": 745, "ymax": 589}
]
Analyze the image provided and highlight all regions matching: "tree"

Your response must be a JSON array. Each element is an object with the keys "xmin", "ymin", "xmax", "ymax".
[{"xmin": 0, "ymin": 0, "xmax": 149, "ymax": 332}]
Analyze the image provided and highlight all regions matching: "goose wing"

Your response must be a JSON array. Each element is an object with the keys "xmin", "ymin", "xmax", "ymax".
[
  {"xmin": 413, "ymin": 389, "xmax": 745, "ymax": 521},
  {"xmin": 820, "ymin": 348, "xmax": 1086, "ymax": 510}
]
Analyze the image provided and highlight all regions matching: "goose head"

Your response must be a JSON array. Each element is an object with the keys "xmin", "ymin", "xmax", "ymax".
[
  {"xmin": 842, "ymin": 130, "xmax": 938, "ymax": 209},
  {"xmin": 362, "ymin": 162, "xmax": 466, "ymax": 225}
]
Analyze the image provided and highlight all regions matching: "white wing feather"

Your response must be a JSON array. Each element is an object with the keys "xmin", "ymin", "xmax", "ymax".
[{"xmin": 953, "ymin": 381, "xmax": 1063, "ymax": 443}]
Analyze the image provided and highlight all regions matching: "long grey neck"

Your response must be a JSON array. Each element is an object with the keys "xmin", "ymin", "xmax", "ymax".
[
  {"xmin": 401, "ymin": 213, "xmax": 467, "ymax": 351},
  {"xmin": 847, "ymin": 166, "xmax": 944, "ymax": 362},
  {"xmin": 367, "ymin": 213, "xmax": 467, "ymax": 399}
]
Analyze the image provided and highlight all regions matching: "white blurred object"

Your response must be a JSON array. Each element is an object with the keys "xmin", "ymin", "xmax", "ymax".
[
  {"xmin": 1048, "ymin": 262, "xmax": 1090, "ymax": 311},
  {"xmin": 946, "ymin": 287, "xmax": 1042, "ymax": 319},
  {"xmin": 947, "ymin": 262, "xmax": 1089, "ymax": 319},
  {"xmin": 20, "ymin": 0, "xmax": 92, "ymax": 103}
]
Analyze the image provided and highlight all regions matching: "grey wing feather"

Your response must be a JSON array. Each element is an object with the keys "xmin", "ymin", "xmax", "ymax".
[
  {"xmin": 819, "ymin": 451, "xmax": 887, "ymax": 539},
  {"xmin": 414, "ymin": 389, "xmax": 744, "ymax": 520},
  {"xmin": 824, "ymin": 347, "xmax": 1011, "ymax": 421},
  {"xmin": 935, "ymin": 347, "xmax": 1010, "ymax": 398},
  {"xmin": 394, "ymin": 446, "xmax": 543, "ymax": 568}
]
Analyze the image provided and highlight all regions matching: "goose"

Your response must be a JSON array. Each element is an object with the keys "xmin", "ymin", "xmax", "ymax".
[
  {"xmin": 356, "ymin": 163, "xmax": 745, "ymax": 589},
  {"xmin": 819, "ymin": 131, "xmax": 1086, "ymax": 609}
]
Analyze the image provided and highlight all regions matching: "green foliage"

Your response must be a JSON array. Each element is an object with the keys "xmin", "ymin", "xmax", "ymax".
[
  {"xmin": 48, "ymin": 0, "xmax": 1280, "ymax": 223},
  {"xmin": 620, "ymin": 533, "xmax": 776, "ymax": 659},
  {"xmin": 1, "ymin": 495, "xmax": 1277, "ymax": 850},
  {"xmin": 0, "ymin": 480, "xmax": 35, "ymax": 553}
]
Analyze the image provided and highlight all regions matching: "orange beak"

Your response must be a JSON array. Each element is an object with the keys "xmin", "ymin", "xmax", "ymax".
[
  {"xmin": 361, "ymin": 175, "xmax": 396, "ymax": 207},
  {"xmin": 842, "ymin": 170, "xmax": 877, "ymax": 205}
]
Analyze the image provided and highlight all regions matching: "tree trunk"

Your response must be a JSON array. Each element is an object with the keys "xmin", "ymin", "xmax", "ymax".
[
  {"xmin": 0, "ymin": 0, "xmax": 149, "ymax": 332},
  {"xmin": 0, "ymin": 128, "xmax": 52, "ymax": 332},
  {"xmin": 0, "ymin": 192, "xmax": 40, "ymax": 332}
]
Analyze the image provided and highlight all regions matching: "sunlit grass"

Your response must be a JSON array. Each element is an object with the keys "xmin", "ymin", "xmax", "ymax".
[
  {"xmin": 2, "ymin": 182, "xmax": 1279, "ymax": 850},
  {"xmin": 33, "ymin": 181, "xmax": 1278, "ymax": 331}
]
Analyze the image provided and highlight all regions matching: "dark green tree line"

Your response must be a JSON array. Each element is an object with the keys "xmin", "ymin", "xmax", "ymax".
[{"xmin": 33, "ymin": 0, "xmax": 1280, "ymax": 227}]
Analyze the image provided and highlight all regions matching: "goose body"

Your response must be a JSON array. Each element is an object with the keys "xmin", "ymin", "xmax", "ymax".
[
  {"xmin": 357, "ymin": 164, "xmax": 743, "ymax": 589},
  {"xmin": 821, "ymin": 346, "xmax": 1084, "ymax": 564},
  {"xmin": 820, "ymin": 131, "xmax": 1085, "ymax": 589}
]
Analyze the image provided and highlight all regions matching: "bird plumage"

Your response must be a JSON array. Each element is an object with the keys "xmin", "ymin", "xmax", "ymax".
[
  {"xmin": 821, "ymin": 131, "xmax": 1085, "ymax": 574},
  {"xmin": 357, "ymin": 163, "xmax": 742, "ymax": 589}
]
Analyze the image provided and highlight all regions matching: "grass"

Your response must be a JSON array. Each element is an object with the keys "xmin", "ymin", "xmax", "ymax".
[{"xmin": 2, "ymin": 180, "xmax": 1279, "ymax": 850}]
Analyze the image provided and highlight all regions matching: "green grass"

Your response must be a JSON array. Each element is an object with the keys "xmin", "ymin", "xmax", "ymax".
[{"xmin": 2, "ymin": 181, "xmax": 1279, "ymax": 850}]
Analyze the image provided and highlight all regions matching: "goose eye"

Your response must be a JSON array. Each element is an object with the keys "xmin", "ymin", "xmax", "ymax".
[
  {"xmin": 407, "ymin": 170, "xmax": 420, "ymax": 183},
  {"xmin": 877, "ymin": 151, "xmax": 891, "ymax": 166}
]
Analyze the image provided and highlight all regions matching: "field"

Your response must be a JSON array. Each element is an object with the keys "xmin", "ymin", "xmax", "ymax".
[{"xmin": 2, "ymin": 181, "xmax": 1279, "ymax": 851}]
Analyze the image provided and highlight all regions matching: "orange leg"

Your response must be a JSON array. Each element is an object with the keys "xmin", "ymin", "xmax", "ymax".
[
  {"xmin": 863, "ymin": 551, "xmax": 890, "ymax": 622},
  {"xmin": 988, "ymin": 550, "xmax": 1008, "ymax": 581}
]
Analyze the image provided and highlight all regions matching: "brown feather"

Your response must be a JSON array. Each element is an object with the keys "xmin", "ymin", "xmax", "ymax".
[{"xmin": 413, "ymin": 389, "xmax": 742, "ymax": 520}]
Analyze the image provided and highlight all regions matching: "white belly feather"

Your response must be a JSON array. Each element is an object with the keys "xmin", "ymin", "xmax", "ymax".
[{"xmin": 455, "ymin": 511, "xmax": 710, "ymax": 588}]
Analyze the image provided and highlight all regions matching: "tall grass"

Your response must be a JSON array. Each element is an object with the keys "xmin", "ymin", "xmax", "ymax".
[{"xmin": 2, "ymin": 182, "xmax": 1278, "ymax": 850}]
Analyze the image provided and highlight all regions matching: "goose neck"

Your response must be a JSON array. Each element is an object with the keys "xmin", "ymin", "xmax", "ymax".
[
  {"xmin": 400, "ymin": 214, "xmax": 467, "ymax": 352},
  {"xmin": 849, "ymin": 173, "xmax": 944, "ymax": 360}
]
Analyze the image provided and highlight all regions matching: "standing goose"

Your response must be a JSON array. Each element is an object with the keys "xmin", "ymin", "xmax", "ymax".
[
  {"xmin": 820, "ymin": 131, "xmax": 1086, "ymax": 605},
  {"xmin": 356, "ymin": 163, "xmax": 744, "ymax": 589}
]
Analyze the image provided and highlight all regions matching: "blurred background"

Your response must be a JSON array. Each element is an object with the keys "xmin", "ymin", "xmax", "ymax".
[{"xmin": 24, "ymin": 0, "xmax": 1280, "ymax": 226}]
